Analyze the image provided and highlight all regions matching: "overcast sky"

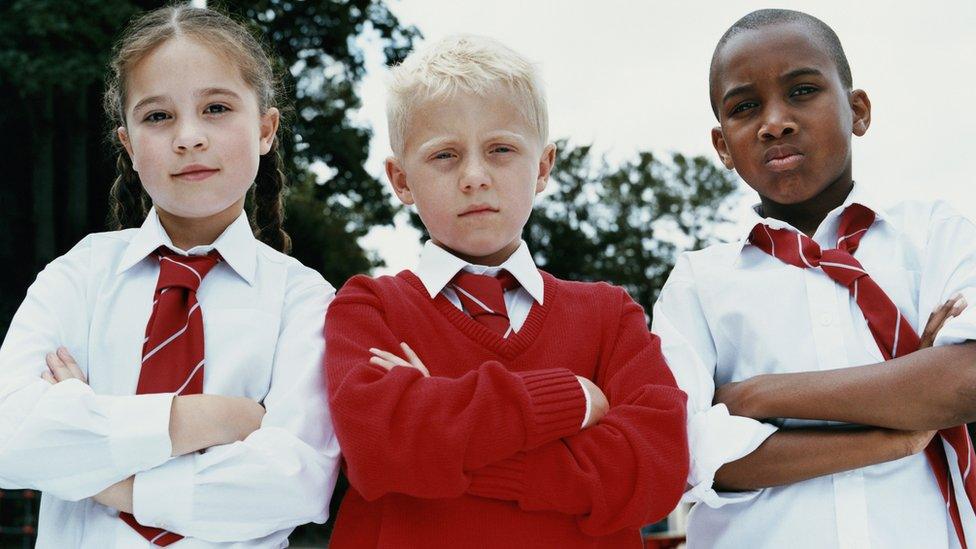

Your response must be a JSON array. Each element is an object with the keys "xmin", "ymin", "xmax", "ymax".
[{"xmin": 351, "ymin": 1, "xmax": 976, "ymax": 274}]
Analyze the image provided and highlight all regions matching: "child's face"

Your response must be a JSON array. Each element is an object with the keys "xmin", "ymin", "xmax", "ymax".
[
  {"xmin": 710, "ymin": 22, "xmax": 871, "ymax": 205},
  {"xmin": 118, "ymin": 37, "xmax": 279, "ymax": 221},
  {"xmin": 386, "ymin": 90, "xmax": 555, "ymax": 266}
]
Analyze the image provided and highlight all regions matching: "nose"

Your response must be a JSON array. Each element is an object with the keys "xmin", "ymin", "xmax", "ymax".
[
  {"xmin": 458, "ymin": 156, "xmax": 491, "ymax": 192},
  {"xmin": 757, "ymin": 103, "xmax": 798, "ymax": 141},
  {"xmin": 172, "ymin": 119, "xmax": 209, "ymax": 152}
]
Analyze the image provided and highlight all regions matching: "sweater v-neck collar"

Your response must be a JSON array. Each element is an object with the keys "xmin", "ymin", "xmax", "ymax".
[{"xmin": 400, "ymin": 270, "xmax": 556, "ymax": 359}]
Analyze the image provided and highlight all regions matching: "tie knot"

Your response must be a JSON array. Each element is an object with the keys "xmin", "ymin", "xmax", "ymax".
[
  {"xmin": 450, "ymin": 270, "xmax": 519, "ymax": 314},
  {"xmin": 819, "ymin": 248, "xmax": 868, "ymax": 286},
  {"xmin": 155, "ymin": 248, "xmax": 221, "ymax": 292}
]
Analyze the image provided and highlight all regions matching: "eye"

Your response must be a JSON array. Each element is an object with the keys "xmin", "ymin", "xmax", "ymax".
[
  {"xmin": 204, "ymin": 103, "xmax": 230, "ymax": 115},
  {"xmin": 490, "ymin": 145, "xmax": 515, "ymax": 154},
  {"xmin": 431, "ymin": 151, "xmax": 456, "ymax": 161},
  {"xmin": 143, "ymin": 111, "xmax": 170, "ymax": 123},
  {"xmin": 729, "ymin": 100, "xmax": 758, "ymax": 116},
  {"xmin": 790, "ymin": 85, "xmax": 818, "ymax": 97}
]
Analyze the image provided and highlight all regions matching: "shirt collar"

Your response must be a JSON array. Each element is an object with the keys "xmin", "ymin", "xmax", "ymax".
[
  {"xmin": 116, "ymin": 207, "xmax": 258, "ymax": 285},
  {"xmin": 734, "ymin": 181, "xmax": 890, "ymax": 256},
  {"xmin": 414, "ymin": 240, "xmax": 545, "ymax": 304}
]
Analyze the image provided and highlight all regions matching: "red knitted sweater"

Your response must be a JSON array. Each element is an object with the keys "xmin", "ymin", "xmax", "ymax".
[{"xmin": 325, "ymin": 270, "xmax": 688, "ymax": 548}]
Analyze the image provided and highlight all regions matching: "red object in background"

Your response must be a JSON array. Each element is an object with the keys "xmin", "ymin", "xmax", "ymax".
[{"xmin": 644, "ymin": 533, "xmax": 686, "ymax": 549}]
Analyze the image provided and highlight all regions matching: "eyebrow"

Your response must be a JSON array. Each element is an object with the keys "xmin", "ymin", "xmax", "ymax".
[
  {"xmin": 416, "ymin": 137, "xmax": 456, "ymax": 156},
  {"xmin": 721, "ymin": 67, "xmax": 826, "ymax": 104},
  {"xmin": 130, "ymin": 87, "xmax": 244, "ymax": 115}
]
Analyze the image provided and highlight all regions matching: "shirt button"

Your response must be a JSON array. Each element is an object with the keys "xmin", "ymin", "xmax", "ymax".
[{"xmin": 819, "ymin": 313, "xmax": 832, "ymax": 326}]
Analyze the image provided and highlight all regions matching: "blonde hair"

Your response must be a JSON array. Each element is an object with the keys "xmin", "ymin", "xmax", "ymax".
[{"xmin": 386, "ymin": 34, "xmax": 549, "ymax": 157}]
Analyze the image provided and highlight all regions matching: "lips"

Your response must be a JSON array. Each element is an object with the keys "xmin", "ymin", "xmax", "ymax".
[
  {"xmin": 459, "ymin": 203, "xmax": 498, "ymax": 216},
  {"xmin": 173, "ymin": 164, "xmax": 219, "ymax": 181},
  {"xmin": 763, "ymin": 145, "xmax": 804, "ymax": 171}
]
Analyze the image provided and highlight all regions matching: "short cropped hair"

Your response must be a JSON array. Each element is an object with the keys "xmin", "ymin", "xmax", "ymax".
[
  {"xmin": 386, "ymin": 34, "xmax": 549, "ymax": 157},
  {"xmin": 709, "ymin": 9, "xmax": 853, "ymax": 117}
]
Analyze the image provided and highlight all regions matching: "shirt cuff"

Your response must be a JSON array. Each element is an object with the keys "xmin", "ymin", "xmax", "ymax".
[
  {"xmin": 578, "ymin": 378, "xmax": 592, "ymax": 429},
  {"xmin": 133, "ymin": 453, "xmax": 195, "ymax": 533},
  {"xmin": 107, "ymin": 390, "xmax": 174, "ymax": 473},
  {"xmin": 683, "ymin": 403, "xmax": 777, "ymax": 508}
]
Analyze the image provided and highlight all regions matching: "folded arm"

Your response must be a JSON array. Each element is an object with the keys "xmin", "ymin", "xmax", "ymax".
[
  {"xmin": 466, "ymin": 289, "xmax": 689, "ymax": 536},
  {"xmin": 325, "ymin": 276, "xmax": 587, "ymax": 501}
]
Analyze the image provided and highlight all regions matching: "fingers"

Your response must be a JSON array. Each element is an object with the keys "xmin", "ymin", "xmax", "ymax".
[
  {"xmin": 41, "ymin": 371, "xmax": 56, "ymax": 384},
  {"xmin": 46, "ymin": 351, "xmax": 72, "ymax": 382},
  {"xmin": 399, "ymin": 343, "xmax": 430, "ymax": 377},
  {"xmin": 920, "ymin": 294, "xmax": 966, "ymax": 348},
  {"xmin": 369, "ymin": 345, "xmax": 430, "ymax": 377},
  {"xmin": 43, "ymin": 347, "xmax": 87, "ymax": 384},
  {"xmin": 58, "ymin": 347, "xmax": 87, "ymax": 383}
]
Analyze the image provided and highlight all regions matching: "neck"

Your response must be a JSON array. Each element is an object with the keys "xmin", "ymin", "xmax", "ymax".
[
  {"xmin": 434, "ymin": 238, "xmax": 520, "ymax": 267},
  {"xmin": 759, "ymin": 177, "xmax": 854, "ymax": 237},
  {"xmin": 156, "ymin": 199, "xmax": 244, "ymax": 251}
]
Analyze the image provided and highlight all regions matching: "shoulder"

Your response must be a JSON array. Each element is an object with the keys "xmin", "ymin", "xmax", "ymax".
[
  {"xmin": 43, "ymin": 228, "xmax": 137, "ymax": 276},
  {"xmin": 881, "ymin": 199, "xmax": 976, "ymax": 248},
  {"xmin": 333, "ymin": 271, "xmax": 416, "ymax": 306},
  {"xmin": 254, "ymin": 242, "xmax": 335, "ymax": 303},
  {"xmin": 541, "ymin": 271, "xmax": 637, "ymax": 312}
]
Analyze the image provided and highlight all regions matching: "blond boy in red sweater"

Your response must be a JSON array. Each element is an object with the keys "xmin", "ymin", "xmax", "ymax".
[{"xmin": 324, "ymin": 35, "xmax": 688, "ymax": 548}]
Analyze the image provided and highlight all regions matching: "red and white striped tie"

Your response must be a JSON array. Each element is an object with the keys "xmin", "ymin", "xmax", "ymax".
[
  {"xmin": 449, "ymin": 270, "xmax": 520, "ymax": 338},
  {"xmin": 749, "ymin": 203, "xmax": 976, "ymax": 547},
  {"xmin": 119, "ymin": 247, "xmax": 221, "ymax": 546}
]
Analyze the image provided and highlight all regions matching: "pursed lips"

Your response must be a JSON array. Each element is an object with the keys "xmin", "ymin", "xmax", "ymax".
[{"xmin": 763, "ymin": 145, "xmax": 804, "ymax": 171}]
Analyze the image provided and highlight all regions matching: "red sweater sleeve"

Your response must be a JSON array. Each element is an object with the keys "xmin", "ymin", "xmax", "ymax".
[
  {"xmin": 325, "ymin": 276, "xmax": 587, "ymax": 501},
  {"xmin": 465, "ymin": 288, "xmax": 689, "ymax": 536}
]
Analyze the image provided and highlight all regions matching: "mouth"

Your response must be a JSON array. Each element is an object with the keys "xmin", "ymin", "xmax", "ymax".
[
  {"xmin": 458, "ymin": 204, "xmax": 499, "ymax": 217},
  {"xmin": 172, "ymin": 165, "xmax": 220, "ymax": 181},
  {"xmin": 763, "ymin": 146, "xmax": 804, "ymax": 171}
]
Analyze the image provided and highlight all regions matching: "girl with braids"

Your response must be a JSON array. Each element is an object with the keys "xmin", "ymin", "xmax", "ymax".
[{"xmin": 0, "ymin": 5, "xmax": 340, "ymax": 548}]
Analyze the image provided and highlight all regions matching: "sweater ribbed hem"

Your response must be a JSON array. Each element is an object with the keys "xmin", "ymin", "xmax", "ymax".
[
  {"xmin": 467, "ymin": 453, "xmax": 526, "ymax": 501},
  {"xmin": 515, "ymin": 368, "xmax": 586, "ymax": 449}
]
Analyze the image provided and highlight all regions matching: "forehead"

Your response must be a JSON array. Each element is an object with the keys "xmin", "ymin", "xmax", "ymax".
[
  {"xmin": 403, "ymin": 89, "xmax": 537, "ymax": 149},
  {"xmin": 126, "ymin": 36, "xmax": 253, "ymax": 107},
  {"xmin": 714, "ymin": 22, "xmax": 840, "ymax": 93}
]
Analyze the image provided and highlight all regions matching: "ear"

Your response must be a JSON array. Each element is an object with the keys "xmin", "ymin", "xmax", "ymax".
[
  {"xmin": 850, "ymin": 89, "xmax": 871, "ymax": 137},
  {"xmin": 259, "ymin": 107, "xmax": 281, "ymax": 155},
  {"xmin": 711, "ymin": 126, "xmax": 735, "ymax": 170},
  {"xmin": 535, "ymin": 143, "xmax": 557, "ymax": 194},
  {"xmin": 385, "ymin": 156, "xmax": 414, "ymax": 205},
  {"xmin": 117, "ymin": 126, "xmax": 139, "ymax": 172}
]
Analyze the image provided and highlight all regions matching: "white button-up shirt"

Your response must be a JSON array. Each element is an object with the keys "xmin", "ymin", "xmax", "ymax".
[
  {"xmin": 414, "ymin": 240, "xmax": 591, "ymax": 426},
  {"xmin": 653, "ymin": 184, "xmax": 976, "ymax": 549},
  {"xmin": 0, "ymin": 209, "xmax": 341, "ymax": 548}
]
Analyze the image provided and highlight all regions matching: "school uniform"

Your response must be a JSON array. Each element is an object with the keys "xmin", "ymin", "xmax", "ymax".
[
  {"xmin": 325, "ymin": 240, "xmax": 689, "ymax": 548},
  {"xmin": 653, "ymin": 183, "xmax": 976, "ymax": 548},
  {"xmin": 0, "ymin": 208, "xmax": 341, "ymax": 548}
]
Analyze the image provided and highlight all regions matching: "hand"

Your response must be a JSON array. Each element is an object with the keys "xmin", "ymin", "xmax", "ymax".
[
  {"xmin": 41, "ymin": 347, "xmax": 86, "ymax": 385},
  {"xmin": 369, "ymin": 343, "xmax": 430, "ymax": 377},
  {"xmin": 577, "ymin": 376, "xmax": 609, "ymax": 428},
  {"xmin": 92, "ymin": 476, "xmax": 134, "ymax": 513},
  {"xmin": 919, "ymin": 294, "xmax": 966, "ymax": 349}
]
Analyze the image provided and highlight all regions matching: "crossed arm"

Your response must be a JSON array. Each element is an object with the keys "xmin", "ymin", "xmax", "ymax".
[
  {"xmin": 40, "ymin": 347, "xmax": 264, "ymax": 512},
  {"xmin": 713, "ymin": 295, "xmax": 971, "ymax": 491}
]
